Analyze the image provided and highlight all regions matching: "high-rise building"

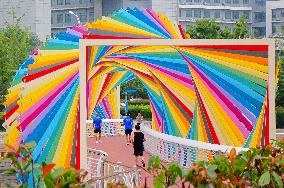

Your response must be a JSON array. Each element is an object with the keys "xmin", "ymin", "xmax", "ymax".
[
  {"xmin": 178, "ymin": 0, "xmax": 253, "ymax": 33},
  {"xmin": 251, "ymin": 0, "xmax": 266, "ymax": 37},
  {"xmin": 0, "ymin": 0, "xmax": 51, "ymax": 41},
  {"xmin": 0, "ymin": 0, "xmax": 281, "ymax": 40},
  {"xmin": 51, "ymin": 0, "xmax": 102, "ymax": 36},
  {"xmin": 266, "ymin": 0, "xmax": 284, "ymax": 37},
  {"xmin": 102, "ymin": 0, "xmax": 151, "ymax": 17},
  {"xmin": 51, "ymin": 0, "xmax": 153, "ymax": 35}
]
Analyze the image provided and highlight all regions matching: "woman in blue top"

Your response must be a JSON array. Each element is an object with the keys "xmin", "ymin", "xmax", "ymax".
[
  {"xmin": 93, "ymin": 114, "xmax": 102, "ymax": 143},
  {"xmin": 123, "ymin": 113, "xmax": 133, "ymax": 145}
]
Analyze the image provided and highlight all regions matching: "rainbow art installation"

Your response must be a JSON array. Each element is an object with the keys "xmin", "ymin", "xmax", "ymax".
[{"xmin": 3, "ymin": 8, "xmax": 275, "ymax": 170}]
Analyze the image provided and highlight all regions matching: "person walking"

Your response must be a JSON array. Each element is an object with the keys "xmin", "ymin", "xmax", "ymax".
[
  {"xmin": 136, "ymin": 113, "xmax": 143, "ymax": 125},
  {"xmin": 123, "ymin": 113, "xmax": 133, "ymax": 145},
  {"xmin": 132, "ymin": 124, "xmax": 146, "ymax": 167},
  {"xmin": 93, "ymin": 114, "xmax": 102, "ymax": 143}
]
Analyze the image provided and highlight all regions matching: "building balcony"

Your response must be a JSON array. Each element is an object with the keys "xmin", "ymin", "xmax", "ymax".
[
  {"xmin": 179, "ymin": 4, "xmax": 252, "ymax": 11},
  {"xmin": 52, "ymin": 5, "xmax": 94, "ymax": 11},
  {"xmin": 272, "ymin": 18, "xmax": 284, "ymax": 23},
  {"xmin": 178, "ymin": 17, "xmax": 252, "ymax": 24},
  {"xmin": 51, "ymin": 23, "xmax": 79, "ymax": 29}
]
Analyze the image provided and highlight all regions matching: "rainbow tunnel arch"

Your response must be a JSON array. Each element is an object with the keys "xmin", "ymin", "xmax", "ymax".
[{"xmin": 3, "ymin": 8, "xmax": 275, "ymax": 169}]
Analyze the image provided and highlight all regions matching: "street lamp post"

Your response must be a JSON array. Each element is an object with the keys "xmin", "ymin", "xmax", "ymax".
[
  {"xmin": 124, "ymin": 90, "xmax": 137, "ymax": 114},
  {"xmin": 68, "ymin": 11, "xmax": 81, "ymax": 25}
]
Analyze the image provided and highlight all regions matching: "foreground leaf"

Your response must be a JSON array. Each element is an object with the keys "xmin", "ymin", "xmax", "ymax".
[
  {"xmin": 272, "ymin": 171, "xmax": 283, "ymax": 188},
  {"xmin": 154, "ymin": 172, "xmax": 166, "ymax": 188},
  {"xmin": 259, "ymin": 171, "xmax": 270, "ymax": 186},
  {"xmin": 207, "ymin": 165, "xmax": 217, "ymax": 180}
]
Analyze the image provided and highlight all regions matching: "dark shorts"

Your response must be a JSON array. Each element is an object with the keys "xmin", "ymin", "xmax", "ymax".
[
  {"xmin": 125, "ymin": 129, "xmax": 132, "ymax": 135},
  {"xmin": 134, "ymin": 149, "xmax": 143, "ymax": 156},
  {"xmin": 94, "ymin": 129, "xmax": 101, "ymax": 134}
]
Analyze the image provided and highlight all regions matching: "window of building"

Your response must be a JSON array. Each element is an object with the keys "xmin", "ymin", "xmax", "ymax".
[
  {"xmin": 255, "ymin": 0, "xmax": 264, "ymax": 5},
  {"xmin": 57, "ymin": 0, "xmax": 64, "ymax": 5},
  {"xmin": 243, "ymin": 11, "xmax": 249, "ymax": 19},
  {"xmin": 65, "ymin": 0, "xmax": 71, "ymax": 5},
  {"xmin": 233, "ymin": 0, "xmax": 239, "ymax": 4},
  {"xmin": 225, "ymin": 0, "xmax": 231, "ymax": 3},
  {"xmin": 272, "ymin": 25, "xmax": 276, "ymax": 34},
  {"xmin": 194, "ymin": 9, "xmax": 201, "ymax": 18},
  {"xmin": 214, "ymin": 0, "xmax": 220, "ymax": 3},
  {"xmin": 194, "ymin": 0, "xmax": 201, "ymax": 2},
  {"xmin": 65, "ymin": 14, "xmax": 71, "ymax": 23},
  {"xmin": 51, "ymin": 16, "xmax": 53, "ymax": 24},
  {"xmin": 254, "ymin": 12, "xmax": 265, "ymax": 22},
  {"xmin": 225, "ymin": 11, "xmax": 231, "ymax": 19},
  {"xmin": 243, "ymin": 0, "xmax": 249, "ymax": 4},
  {"xmin": 57, "ymin": 14, "xmax": 63, "ymax": 23},
  {"xmin": 79, "ymin": 0, "xmax": 83, "ymax": 4},
  {"xmin": 79, "ymin": 12, "xmax": 87, "ymax": 22},
  {"xmin": 186, "ymin": 10, "xmax": 192, "ymax": 17},
  {"xmin": 89, "ymin": 10, "xmax": 94, "ymax": 20},
  {"xmin": 204, "ymin": 10, "xmax": 210, "ymax": 18},
  {"xmin": 90, "ymin": 0, "xmax": 94, "ymax": 3},
  {"xmin": 186, "ymin": 0, "xmax": 193, "ymax": 2},
  {"xmin": 214, "ymin": 11, "xmax": 220, "ymax": 19},
  {"xmin": 281, "ymin": 9, "xmax": 284, "ymax": 17},
  {"xmin": 233, "ymin": 11, "xmax": 239, "ymax": 19},
  {"xmin": 204, "ymin": 0, "xmax": 210, "ymax": 3},
  {"xmin": 281, "ymin": 25, "xmax": 284, "ymax": 31},
  {"xmin": 272, "ymin": 10, "xmax": 276, "ymax": 19}
]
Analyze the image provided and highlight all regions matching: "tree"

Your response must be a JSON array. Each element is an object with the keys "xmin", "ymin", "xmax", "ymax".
[
  {"xmin": 220, "ymin": 26, "xmax": 234, "ymax": 39},
  {"xmin": 186, "ymin": 19, "xmax": 222, "ymax": 39},
  {"xmin": 0, "ymin": 10, "xmax": 42, "ymax": 124},
  {"xmin": 186, "ymin": 16, "xmax": 250, "ymax": 39},
  {"xmin": 120, "ymin": 78, "xmax": 148, "ymax": 99},
  {"xmin": 234, "ymin": 15, "xmax": 249, "ymax": 39}
]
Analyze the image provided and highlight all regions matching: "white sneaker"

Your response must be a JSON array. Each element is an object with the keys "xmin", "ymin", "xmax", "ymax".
[
  {"xmin": 126, "ymin": 143, "xmax": 129, "ymax": 145},
  {"xmin": 96, "ymin": 141, "xmax": 99, "ymax": 144}
]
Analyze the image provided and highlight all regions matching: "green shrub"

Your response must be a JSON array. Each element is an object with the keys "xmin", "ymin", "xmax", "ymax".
[
  {"xmin": 276, "ymin": 109, "xmax": 284, "ymax": 129},
  {"xmin": 121, "ymin": 99, "xmax": 150, "ymax": 106},
  {"xmin": 148, "ymin": 140, "xmax": 284, "ymax": 188},
  {"xmin": 120, "ymin": 104, "xmax": 152, "ymax": 120}
]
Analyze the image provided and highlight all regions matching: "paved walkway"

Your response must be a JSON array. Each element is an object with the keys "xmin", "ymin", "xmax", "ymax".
[{"xmin": 87, "ymin": 136, "xmax": 153, "ymax": 186}]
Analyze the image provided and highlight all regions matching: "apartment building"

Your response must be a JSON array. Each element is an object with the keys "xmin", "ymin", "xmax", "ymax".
[
  {"xmin": 0, "ymin": 0, "xmax": 51, "ymax": 41},
  {"xmin": 266, "ymin": 0, "xmax": 284, "ymax": 37},
  {"xmin": 179, "ymin": 0, "xmax": 254, "ymax": 33},
  {"xmin": 51, "ymin": 0, "xmax": 102, "ymax": 36},
  {"xmin": 0, "ymin": 0, "xmax": 276, "ymax": 40},
  {"xmin": 251, "ymin": 0, "xmax": 266, "ymax": 37},
  {"xmin": 51, "ymin": 0, "xmax": 155, "ymax": 35}
]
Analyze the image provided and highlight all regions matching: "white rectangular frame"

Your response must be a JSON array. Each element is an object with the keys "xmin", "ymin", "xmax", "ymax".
[{"xmin": 79, "ymin": 39, "xmax": 276, "ymax": 170}]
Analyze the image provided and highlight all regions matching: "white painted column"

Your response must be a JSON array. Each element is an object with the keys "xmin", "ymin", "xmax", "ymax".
[{"xmin": 79, "ymin": 40, "xmax": 87, "ymax": 170}]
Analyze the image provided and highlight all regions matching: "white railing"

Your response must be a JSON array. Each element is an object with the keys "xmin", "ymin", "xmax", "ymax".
[
  {"xmin": 86, "ymin": 119, "xmax": 124, "ymax": 136},
  {"xmin": 276, "ymin": 129, "xmax": 284, "ymax": 139},
  {"xmin": 86, "ymin": 119, "xmax": 283, "ymax": 169},
  {"xmin": 141, "ymin": 125, "xmax": 250, "ymax": 168},
  {"xmin": 90, "ymin": 166, "xmax": 141, "ymax": 188},
  {"xmin": 86, "ymin": 119, "xmax": 250, "ymax": 167},
  {"xmin": 0, "ymin": 132, "xmax": 7, "ymax": 157},
  {"xmin": 87, "ymin": 148, "xmax": 108, "ymax": 179},
  {"xmin": 86, "ymin": 148, "xmax": 141, "ymax": 188}
]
